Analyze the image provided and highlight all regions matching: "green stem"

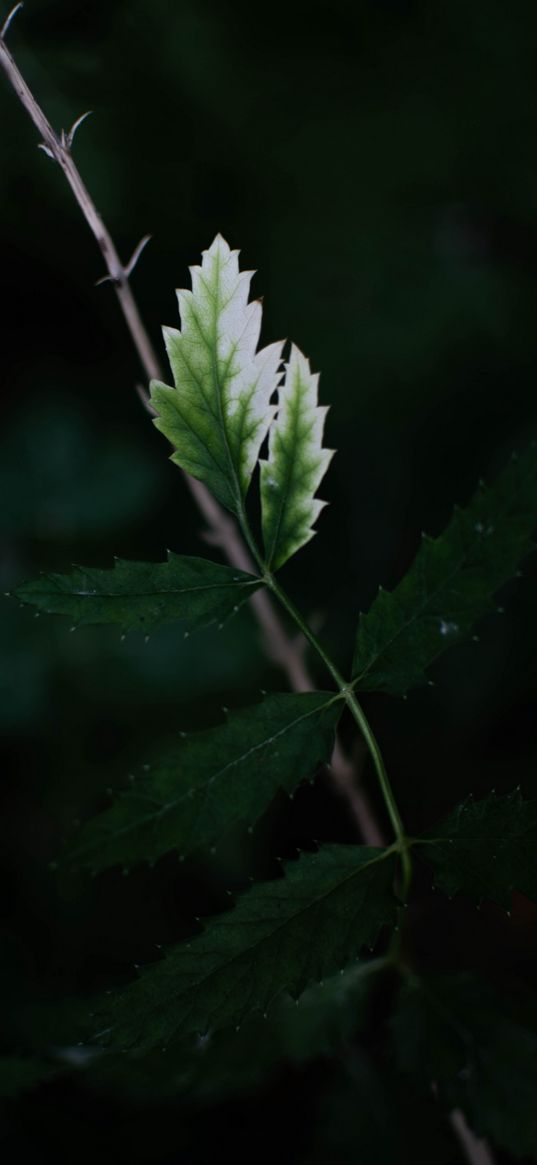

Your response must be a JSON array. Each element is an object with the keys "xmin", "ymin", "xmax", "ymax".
[
  {"xmin": 267, "ymin": 572, "xmax": 347, "ymax": 692},
  {"xmin": 235, "ymin": 505, "xmax": 412, "ymax": 898},
  {"xmin": 342, "ymin": 687, "xmax": 412, "ymax": 902},
  {"xmin": 263, "ymin": 569, "xmax": 412, "ymax": 901}
]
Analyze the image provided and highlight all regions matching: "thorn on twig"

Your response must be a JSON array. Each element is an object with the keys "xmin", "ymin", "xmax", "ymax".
[
  {"xmin": 0, "ymin": 2, "xmax": 23, "ymax": 40},
  {"xmin": 61, "ymin": 110, "xmax": 93, "ymax": 151},
  {"xmin": 95, "ymin": 235, "xmax": 152, "ymax": 287},
  {"xmin": 95, "ymin": 271, "xmax": 117, "ymax": 287},
  {"xmin": 125, "ymin": 234, "xmax": 152, "ymax": 278},
  {"xmin": 38, "ymin": 142, "xmax": 55, "ymax": 160}
]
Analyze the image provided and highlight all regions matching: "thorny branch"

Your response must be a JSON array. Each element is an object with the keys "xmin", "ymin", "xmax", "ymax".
[{"xmin": 0, "ymin": 5, "xmax": 383, "ymax": 846}]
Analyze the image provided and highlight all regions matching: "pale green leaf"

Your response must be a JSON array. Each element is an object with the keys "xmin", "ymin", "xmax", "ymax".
[
  {"xmin": 63, "ymin": 692, "xmax": 342, "ymax": 873},
  {"xmin": 260, "ymin": 344, "xmax": 334, "ymax": 570},
  {"xmin": 94, "ymin": 845, "xmax": 396, "ymax": 1052},
  {"xmin": 353, "ymin": 446, "xmax": 537, "ymax": 694},
  {"xmin": 150, "ymin": 235, "xmax": 283, "ymax": 514},
  {"xmin": 416, "ymin": 788, "xmax": 537, "ymax": 909},
  {"xmin": 15, "ymin": 553, "xmax": 261, "ymax": 633}
]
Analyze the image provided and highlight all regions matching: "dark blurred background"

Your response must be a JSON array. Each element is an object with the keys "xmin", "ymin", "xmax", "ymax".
[{"xmin": 1, "ymin": 1, "xmax": 537, "ymax": 1161}]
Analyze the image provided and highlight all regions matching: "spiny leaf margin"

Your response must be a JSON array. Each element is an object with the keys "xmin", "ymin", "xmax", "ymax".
[
  {"xmin": 14, "ymin": 553, "xmax": 262, "ymax": 634},
  {"xmin": 416, "ymin": 787, "xmax": 537, "ymax": 910},
  {"xmin": 90, "ymin": 958, "xmax": 385, "ymax": 1102},
  {"xmin": 63, "ymin": 692, "xmax": 343, "ymax": 874},
  {"xmin": 150, "ymin": 234, "xmax": 283, "ymax": 515},
  {"xmin": 260, "ymin": 344, "xmax": 334, "ymax": 570},
  {"xmin": 93, "ymin": 844, "xmax": 396, "ymax": 1052},
  {"xmin": 353, "ymin": 446, "xmax": 537, "ymax": 694}
]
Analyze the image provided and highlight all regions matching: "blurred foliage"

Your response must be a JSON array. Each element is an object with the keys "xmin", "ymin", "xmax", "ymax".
[
  {"xmin": 393, "ymin": 973, "xmax": 537, "ymax": 1158},
  {"xmin": 2, "ymin": 0, "xmax": 537, "ymax": 1161}
]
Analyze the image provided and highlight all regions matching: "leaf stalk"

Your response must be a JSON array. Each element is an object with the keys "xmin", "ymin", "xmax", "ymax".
[{"xmin": 263, "ymin": 567, "xmax": 412, "ymax": 899}]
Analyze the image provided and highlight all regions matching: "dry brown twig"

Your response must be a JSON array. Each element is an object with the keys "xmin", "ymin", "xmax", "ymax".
[{"xmin": 0, "ymin": 2, "xmax": 383, "ymax": 845}]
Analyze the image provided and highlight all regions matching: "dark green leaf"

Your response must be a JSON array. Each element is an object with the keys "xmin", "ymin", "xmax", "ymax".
[
  {"xmin": 93, "ymin": 845, "xmax": 396, "ymax": 1052},
  {"xmin": 15, "ymin": 553, "xmax": 261, "ymax": 633},
  {"xmin": 91, "ymin": 959, "xmax": 385, "ymax": 1102},
  {"xmin": 64, "ymin": 692, "xmax": 342, "ymax": 873},
  {"xmin": 0, "ymin": 1056, "xmax": 59, "ymax": 1098},
  {"xmin": 393, "ymin": 974, "xmax": 537, "ymax": 1159},
  {"xmin": 416, "ymin": 788, "xmax": 537, "ymax": 910},
  {"xmin": 353, "ymin": 447, "xmax": 537, "ymax": 694}
]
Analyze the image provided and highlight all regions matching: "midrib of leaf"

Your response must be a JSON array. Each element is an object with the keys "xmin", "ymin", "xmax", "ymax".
[
  {"xmin": 266, "ymin": 381, "xmax": 307, "ymax": 569},
  {"xmin": 185, "ymin": 844, "xmax": 393, "ymax": 977},
  {"xmin": 204, "ymin": 246, "xmax": 245, "ymax": 515},
  {"xmin": 103, "ymin": 845, "xmax": 396, "ymax": 1041},
  {"xmin": 32, "ymin": 580, "xmax": 260, "ymax": 601},
  {"xmin": 72, "ymin": 694, "xmax": 342, "ymax": 859},
  {"xmin": 353, "ymin": 471, "xmax": 528, "ymax": 686},
  {"xmin": 213, "ymin": 346, "xmax": 242, "ymax": 512}
]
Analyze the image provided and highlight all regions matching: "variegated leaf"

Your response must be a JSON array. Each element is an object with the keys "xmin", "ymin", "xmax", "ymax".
[
  {"xmin": 150, "ymin": 235, "xmax": 283, "ymax": 515},
  {"xmin": 260, "ymin": 345, "xmax": 334, "ymax": 571}
]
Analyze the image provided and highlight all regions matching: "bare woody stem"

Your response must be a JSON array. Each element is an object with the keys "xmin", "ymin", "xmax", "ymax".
[
  {"xmin": 0, "ymin": 34, "xmax": 159, "ymax": 379},
  {"xmin": 0, "ymin": 11, "xmax": 384, "ymax": 847}
]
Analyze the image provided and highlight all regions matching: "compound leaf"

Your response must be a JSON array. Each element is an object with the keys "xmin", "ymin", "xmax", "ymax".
[
  {"xmin": 260, "ymin": 344, "xmax": 334, "ymax": 570},
  {"xmin": 416, "ymin": 788, "xmax": 537, "ymax": 910},
  {"xmin": 63, "ymin": 692, "xmax": 342, "ymax": 873},
  {"xmin": 15, "ymin": 553, "xmax": 261, "ymax": 634},
  {"xmin": 353, "ymin": 446, "xmax": 537, "ymax": 694},
  {"xmin": 150, "ymin": 235, "xmax": 283, "ymax": 514},
  {"xmin": 94, "ymin": 845, "xmax": 396, "ymax": 1052}
]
